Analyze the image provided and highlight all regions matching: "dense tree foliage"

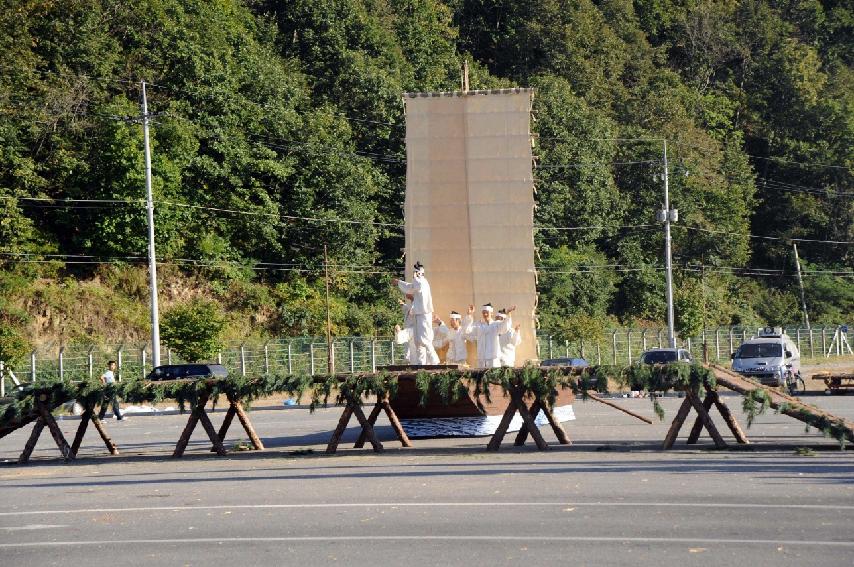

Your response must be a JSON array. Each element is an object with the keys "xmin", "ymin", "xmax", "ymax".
[{"xmin": 0, "ymin": 0, "xmax": 851, "ymax": 348}]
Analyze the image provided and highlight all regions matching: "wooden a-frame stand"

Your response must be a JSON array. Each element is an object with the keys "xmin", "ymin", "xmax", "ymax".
[
  {"xmin": 19, "ymin": 394, "xmax": 118, "ymax": 464},
  {"xmin": 173, "ymin": 392, "xmax": 264, "ymax": 457},
  {"xmin": 663, "ymin": 385, "xmax": 749, "ymax": 449},
  {"xmin": 486, "ymin": 383, "xmax": 571, "ymax": 451},
  {"xmin": 326, "ymin": 388, "xmax": 412, "ymax": 454}
]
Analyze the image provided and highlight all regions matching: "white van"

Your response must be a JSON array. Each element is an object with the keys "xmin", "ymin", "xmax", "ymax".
[{"xmin": 730, "ymin": 327, "xmax": 801, "ymax": 387}]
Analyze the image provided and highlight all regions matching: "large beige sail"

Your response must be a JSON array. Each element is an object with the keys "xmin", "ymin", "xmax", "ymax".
[{"xmin": 403, "ymin": 89, "xmax": 537, "ymax": 365}]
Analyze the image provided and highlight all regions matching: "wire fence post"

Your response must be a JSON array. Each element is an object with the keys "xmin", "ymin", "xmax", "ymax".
[
  {"xmin": 390, "ymin": 340, "xmax": 395, "ymax": 364},
  {"xmin": 564, "ymin": 339, "xmax": 569, "ymax": 357},
  {"xmin": 821, "ymin": 327, "xmax": 827, "ymax": 357},
  {"xmin": 117, "ymin": 345, "xmax": 123, "ymax": 382},
  {"xmin": 141, "ymin": 345, "xmax": 147, "ymax": 379},
  {"xmin": 612, "ymin": 331, "xmax": 618, "ymax": 364},
  {"xmin": 87, "ymin": 346, "xmax": 95, "ymax": 379},
  {"xmin": 641, "ymin": 329, "xmax": 647, "ymax": 352},
  {"xmin": 729, "ymin": 329, "xmax": 734, "ymax": 356},
  {"xmin": 239, "ymin": 344, "xmax": 247, "ymax": 376},
  {"xmin": 371, "ymin": 340, "xmax": 377, "ymax": 373},
  {"xmin": 809, "ymin": 328, "xmax": 815, "ymax": 358},
  {"xmin": 287, "ymin": 341, "xmax": 293, "ymax": 374},
  {"xmin": 715, "ymin": 328, "xmax": 720, "ymax": 361},
  {"xmin": 796, "ymin": 328, "xmax": 802, "ymax": 354},
  {"xmin": 349, "ymin": 340, "xmax": 355, "ymax": 373},
  {"xmin": 309, "ymin": 343, "xmax": 316, "ymax": 375},
  {"xmin": 627, "ymin": 329, "xmax": 632, "ymax": 364},
  {"xmin": 59, "ymin": 346, "xmax": 65, "ymax": 382},
  {"xmin": 1, "ymin": 361, "xmax": 5, "ymax": 397},
  {"xmin": 264, "ymin": 342, "xmax": 270, "ymax": 375},
  {"xmin": 580, "ymin": 337, "xmax": 585, "ymax": 359},
  {"xmin": 217, "ymin": 351, "xmax": 222, "ymax": 365},
  {"xmin": 167, "ymin": 348, "xmax": 173, "ymax": 365},
  {"xmin": 30, "ymin": 350, "xmax": 37, "ymax": 383},
  {"xmin": 548, "ymin": 336, "xmax": 553, "ymax": 359},
  {"xmin": 596, "ymin": 341, "xmax": 601, "ymax": 365},
  {"xmin": 657, "ymin": 329, "xmax": 663, "ymax": 348}
]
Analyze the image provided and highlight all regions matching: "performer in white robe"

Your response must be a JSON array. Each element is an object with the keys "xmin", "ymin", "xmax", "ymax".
[
  {"xmin": 432, "ymin": 316, "xmax": 450, "ymax": 363},
  {"xmin": 392, "ymin": 262, "xmax": 439, "ymax": 365},
  {"xmin": 434, "ymin": 311, "xmax": 469, "ymax": 366},
  {"xmin": 464, "ymin": 303, "xmax": 515, "ymax": 368},
  {"xmin": 497, "ymin": 309, "xmax": 522, "ymax": 366},
  {"xmin": 394, "ymin": 294, "xmax": 418, "ymax": 365}
]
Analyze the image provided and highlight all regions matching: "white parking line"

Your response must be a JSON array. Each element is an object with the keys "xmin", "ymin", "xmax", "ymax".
[
  {"xmin": 0, "ymin": 524, "xmax": 67, "ymax": 531},
  {"xmin": 0, "ymin": 535, "xmax": 852, "ymax": 548},
  {"xmin": 0, "ymin": 501, "xmax": 852, "ymax": 517}
]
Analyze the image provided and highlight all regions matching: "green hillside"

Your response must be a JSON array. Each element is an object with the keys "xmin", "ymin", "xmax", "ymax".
[{"xmin": 1, "ymin": 0, "xmax": 851, "ymax": 361}]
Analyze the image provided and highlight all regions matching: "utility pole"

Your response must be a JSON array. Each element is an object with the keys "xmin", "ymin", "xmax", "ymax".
[
  {"xmin": 461, "ymin": 59, "xmax": 470, "ymax": 93},
  {"xmin": 793, "ymin": 243, "xmax": 810, "ymax": 330},
  {"xmin": 324, "ymin": 244, "xmax": 334, "ymax": 374},
  {"xmin": 141, "ymin": 81, "xmax": 161, "ymax": 367},
  {"xmin": 657, "ymin": 139, "xmax": 678, "ymax": 348}
]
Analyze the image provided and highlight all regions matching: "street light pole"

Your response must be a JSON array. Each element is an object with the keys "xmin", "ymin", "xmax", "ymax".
[
  {"xmin": 141, "ymin": 81, "xmax": 161, "ymax": 367},
  {"xmin": 660, "ymin": 139, "xmax": 677, "ymax": 348}
]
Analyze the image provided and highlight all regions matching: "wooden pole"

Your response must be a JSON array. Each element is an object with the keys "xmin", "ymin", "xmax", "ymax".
[
  {"xmin": 793, "ymin": 243, "xmax": 810, "ymax": 330},
  {"xmin": 19, "ymin": 418, "xmax": 45, "ymax": 464},
  {"xmin": 538, "ymin": 398, "xmax": 571, "ymax": 445},
  {"xmin": 662, "ymin": 396, "xmax": 693, "ymax": 449},
  {"xmin": 354, "ymin": 402, "xmax": 384, "ymax": 448},
  {"xmin": 90, "ymin": 415, "xmax": 119, "ymax": 454},
  {"xmin": 708, "ymin": 391, "xmax": 749, "ymax": 444},
  {"xmin": 381, "ymin": 398, "xmax": 413, "ymax": 447},
  {"xmin": 324, "ymin": 244, "xmax": 334, "ymax": 375},
  {"xmin": 685, "ymin": 389, "xmax": 727, "ymax": 448},
  {"xmin": 585, "ymin": 392, "xmax": 653, "ymax": 424},
  {"xmin": 687, "ymin": 394, "xmax": 715, "ymax": 444},
  {"xmin": 233, "ymin": 400, "xmax": 264, "ymax": 450}
]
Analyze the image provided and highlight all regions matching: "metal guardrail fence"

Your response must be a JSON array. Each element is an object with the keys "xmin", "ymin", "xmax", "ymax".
[{"xmin": 1, "ymin": 326, "xmax": 850, "ymax": 395}]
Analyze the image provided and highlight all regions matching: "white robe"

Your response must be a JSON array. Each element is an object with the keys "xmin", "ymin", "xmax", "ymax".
[
  {"xmin": 499, "ymin": 325, "xmax": 522, "ymax": 367},
  {"xmin": 437, "ymin": 323, "xmax": 468, "ymax": 364},
  {"xmin": 433, "ymin": 323, "xmax": 449, "ymax": 351},
  {"xmin": 395, "ymin": 302, "xmax": 418, "ymax": 365},
  {"xmin": 396, "ymin": 276, "xmax": 437, "ymax": 365},
  {"xmin": 464, "ymin": 314, "xmax": 511, "ymax": 368}
]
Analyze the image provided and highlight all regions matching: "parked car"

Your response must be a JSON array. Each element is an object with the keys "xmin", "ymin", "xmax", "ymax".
[
  {"xmin": 730, "ymin": 327, "xmax": 801, "ymax": 390},
  {"xmin": 145, "ymin": 364, "xmax": 229, "ymax": 382},
  {"xmin": 540, "ymin": 357, "xmax": 590, "ymax": 368},
  {"xmin": 638, "ymin": 348, "xmax": 692, "ymax": 365}
]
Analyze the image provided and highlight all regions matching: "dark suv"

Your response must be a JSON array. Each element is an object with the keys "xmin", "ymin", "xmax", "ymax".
[
  {"xmin": 145, "ymin": 364, "xmax": 229, "ymax": 381},
  {"xmin": 639, "ymin": 348, "xmax": 692, "ymax": 364}
]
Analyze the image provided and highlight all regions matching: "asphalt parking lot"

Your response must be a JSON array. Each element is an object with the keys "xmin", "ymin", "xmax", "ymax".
[{"xmin": 1, "ymin": 394, "xmax": 852, "ymax": 566}]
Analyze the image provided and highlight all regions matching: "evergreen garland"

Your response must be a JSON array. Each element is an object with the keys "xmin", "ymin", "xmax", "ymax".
[{"xmin": 2, "ymin": 363, "xmax": 848, "ymax": 447}]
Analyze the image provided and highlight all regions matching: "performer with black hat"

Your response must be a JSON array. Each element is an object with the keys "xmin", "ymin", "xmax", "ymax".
[{"xmin": 392, "ymin": 262, "xmax": 439, "ymax": 365}]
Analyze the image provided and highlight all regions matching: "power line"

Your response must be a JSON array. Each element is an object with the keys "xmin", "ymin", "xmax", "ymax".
[
  {"xmin": 759, "ymin": 178, "xmax": 854, "ymax": 198},
  {"xmin": 158, "ymin": 200, "xmax": 403, "ymax": 228},
  {"xmin": 535, "ymin": 159, "xmax": 660, "ymax": 169},
  {"xmin": 250, "ymin": 135, "xmax": 403, "ymax": 164},
  {"xmin": 534, "ymin": 224, "xmax": 655, "ymax": 232},
  {"xmin": 678, "ymin": 225, "xmax": 854, "ymax": 245},
  {"xmin": 669, "ymin": 140, "xmax": 852, "ymax": 171}
]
